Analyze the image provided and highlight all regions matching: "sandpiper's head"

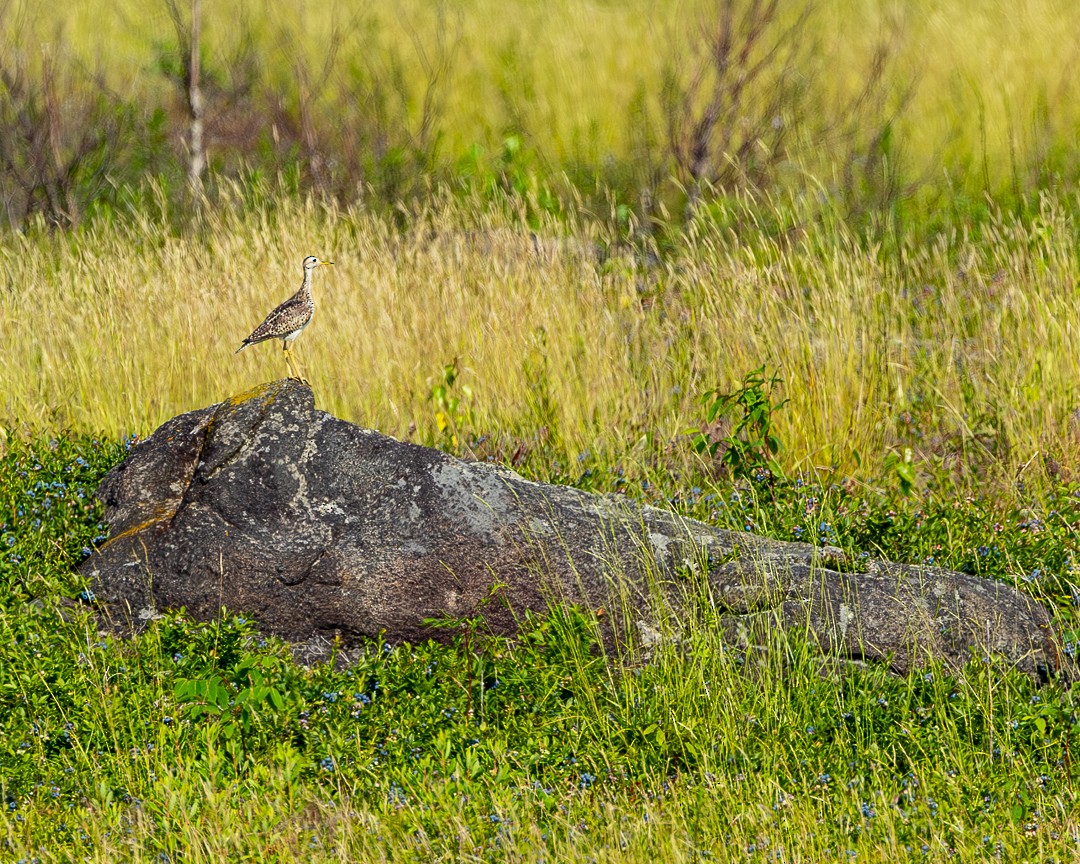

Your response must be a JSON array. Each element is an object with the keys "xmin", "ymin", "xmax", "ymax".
[{"xmin": 303, "ymin": 255, "xmax": 334, "ymax": 271}]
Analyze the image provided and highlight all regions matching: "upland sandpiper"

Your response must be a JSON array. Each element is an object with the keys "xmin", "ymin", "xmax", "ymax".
[{"xmin": 236, "ymin": 255, "xmax": 334, "ymax": 380}]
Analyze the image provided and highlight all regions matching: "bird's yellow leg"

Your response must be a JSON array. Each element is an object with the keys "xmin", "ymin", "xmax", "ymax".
[
  {"xmin": 283, "ymin": 342, "xmax": 296, "ymax": 380},
  {"xmin": 284, "ymin": 342, "xmax": 307, "ymax": 384}
]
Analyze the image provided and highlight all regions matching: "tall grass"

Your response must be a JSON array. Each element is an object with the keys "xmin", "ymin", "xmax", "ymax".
[
  {"xmin": 2, "ymin": 186, "xmax": 1079, "ymax": 491},
  {"xmin": 10, "ymin": 0, "xmax": 1080, "ymax": 203}
]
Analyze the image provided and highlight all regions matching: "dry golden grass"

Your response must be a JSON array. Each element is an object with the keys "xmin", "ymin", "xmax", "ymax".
[{"xmin": 3, "ymin": 187, "xmax": 1079, "ymax": 484}]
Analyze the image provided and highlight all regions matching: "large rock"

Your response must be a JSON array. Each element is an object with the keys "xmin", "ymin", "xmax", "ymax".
[{"xmin": 83, "ymin": 380, "xmax": 1061, "ymax": 679}]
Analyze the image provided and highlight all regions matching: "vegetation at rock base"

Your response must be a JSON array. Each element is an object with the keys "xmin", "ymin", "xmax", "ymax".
[
  {"xmin": 1, "ymin": 406, "xmax": 1080, "ymax": 861},
  {"xmin": 4, "ymin": 0, "xmax": 1080, "ymax": 859}
]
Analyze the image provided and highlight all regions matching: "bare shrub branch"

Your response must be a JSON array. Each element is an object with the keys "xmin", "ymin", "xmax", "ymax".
[
  {"xmin": 397, "ymin": 3, "xmax": 460, "ymax": 158},
  {"xmin": 661, "ymin": 0, "xmax": 919, "ymax": 221},
  {"xmin": 826, "ymin": 18, "xmax": 922, "ymax": 221},
  {"xmin": 0, "ymin": 16, "xmax": 128, "ymax": 228},
  {"xmin": 662, "ymin": 0, "xmax": 812, "ymax": 207},
  {"xmin": 162, "ymin": 0, "xmax": 207, "ymax": 199}
]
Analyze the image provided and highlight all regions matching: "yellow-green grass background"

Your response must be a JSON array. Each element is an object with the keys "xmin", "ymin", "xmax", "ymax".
[
  {"xmin": 3, "ymin": 188, "xmax": 1078, "ymax": 485},
  {"xmin": 4, "ymin": 0, "xmax": 1080, "ymax": 486},
  {"xmin": 8, "ymin": 0, "xmax": 1080, "ymax": 191}
]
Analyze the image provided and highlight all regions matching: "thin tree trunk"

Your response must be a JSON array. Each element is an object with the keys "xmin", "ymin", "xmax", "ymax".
[{"xmin": 187, "ymin": 0, "xmax": 205, "ymax": 198}]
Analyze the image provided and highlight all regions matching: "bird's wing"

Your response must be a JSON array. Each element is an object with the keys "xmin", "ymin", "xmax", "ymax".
[{"xmin": 240, "ymin": 299, "xmax": 292, "ymax": 345}]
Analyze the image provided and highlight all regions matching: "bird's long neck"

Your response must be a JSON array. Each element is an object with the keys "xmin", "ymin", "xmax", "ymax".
[{"xmin": 297, "ymin": 267, "xmax": 314, "ymax": 302}]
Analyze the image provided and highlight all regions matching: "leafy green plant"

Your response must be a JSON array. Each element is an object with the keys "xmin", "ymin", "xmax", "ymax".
[
  {"xmin": 426, "ymin": 358, "xmax": 474, "ymax": 452},
  {"xmin": 885, "ymin": 446, "xmax": 918, "ymax": 496},
  {"xmin": 692, "ymin": 365, "xmax": 788, "ymax": 482},
  {"xmin": 0, "ymin": 435, "xmax": 124, "ymax": 600},
  {"xmin": 170, "ymin": 621, "xmax": 289, "ymax": 762}
]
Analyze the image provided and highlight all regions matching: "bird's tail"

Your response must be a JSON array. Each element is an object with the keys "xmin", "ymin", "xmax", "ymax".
[{"xmin": 234, "ymin": 341, "xmax": 249, "ymax": 354}]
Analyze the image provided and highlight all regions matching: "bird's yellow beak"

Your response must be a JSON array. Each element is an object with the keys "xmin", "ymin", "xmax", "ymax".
[{"xmin": 321, "ymin": 261, "xmax": 335, "ymax": 267}]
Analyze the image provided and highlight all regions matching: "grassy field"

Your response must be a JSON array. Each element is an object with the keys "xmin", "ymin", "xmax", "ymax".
[
  {"xmin": 3, "ymin": 187, "xmax": 1080, "ymax": 490},
  {"xmin": 12, "ymin": 0, "xmax": 1080, "ymax": 189},
  {"xmin": 5, "ymin": 0, "xmax": 1080, "ymax": 223},
  {"xmin": 3, "ymin": 190, "xmax": 1080, "ymax": 860},
  {"xmin": 4, "ymin": 0, "xmax": 1080, "ymax": 860},
  {"xmin": 1, "ymin": 423, "xmax": 1079, "ymax": 861}
]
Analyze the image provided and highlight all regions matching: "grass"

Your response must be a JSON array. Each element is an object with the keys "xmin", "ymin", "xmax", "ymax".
[
  {"xmin": 4, "ymin": 3, "xmax": 1080, "ymax": 857},
  {"xmin": 10, "ymin": 0, "xmax": 1080, "ymax": 203},
  {"xmin": 5, "ymin": 0, "xmax": 1080, "ymax": 233},
  {"xmin": 3, "ymin": 186, "xmax": 1080, "ymax": 491},
  {"xmin": 8, "ymin": 0, "xmax": 1080, "ymax": 171},
  {"xmin": 1, "ymin": 428, "xmax": 1079, "ymax": 862}
]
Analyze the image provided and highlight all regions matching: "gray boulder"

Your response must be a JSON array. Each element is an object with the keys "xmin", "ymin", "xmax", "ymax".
[{"xmin": 82, "ymin": 380, "xmax": 1061, "ymax": 679}]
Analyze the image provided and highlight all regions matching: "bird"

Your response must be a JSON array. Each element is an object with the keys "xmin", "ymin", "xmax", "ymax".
[{"xmin": 236, "ymin": 255, "xmax": 334, "ymax": 381}]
